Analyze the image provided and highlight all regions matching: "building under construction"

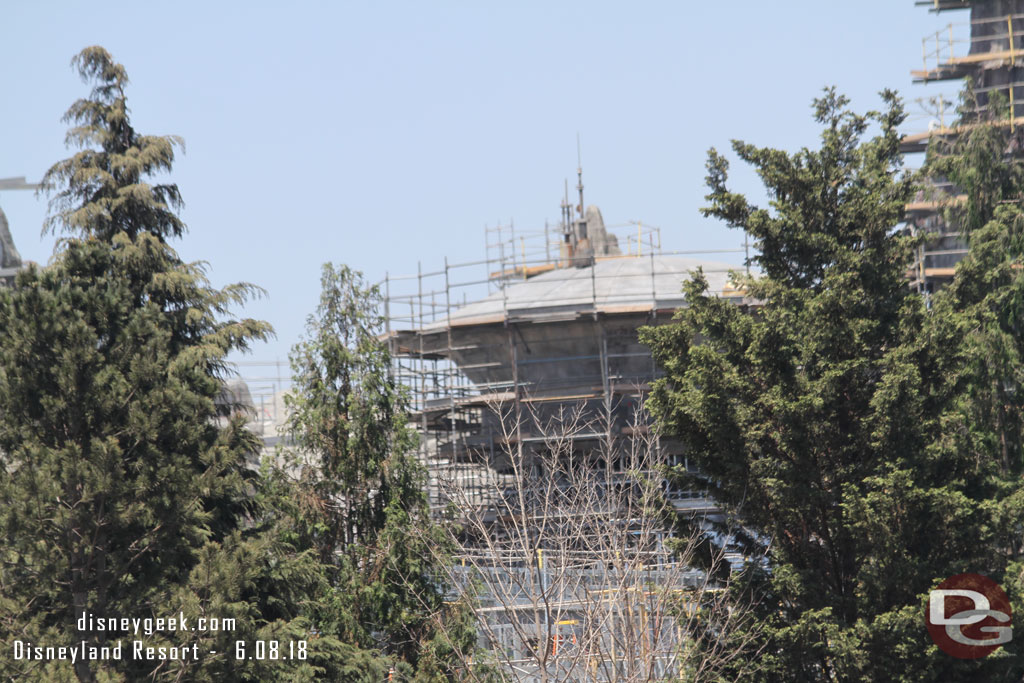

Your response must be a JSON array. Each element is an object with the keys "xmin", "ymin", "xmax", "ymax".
[
  {"xmin": 905, "ymin": 0, "xmax": 1024, "ymax": 292},
  {"xmin": 382, "ymin": 166, "xmax": 751, "ymax": 677},
  {"xmin": 382, "ymin": 0, "xmax": 1024, "ymax": 524},
  {"xmin": 230, "ymin": 4, "xmax": 1024, "ymax": 676},
  {"xmin": 382, "ymin": 193, "xmax": 747, "ymax": 516}
]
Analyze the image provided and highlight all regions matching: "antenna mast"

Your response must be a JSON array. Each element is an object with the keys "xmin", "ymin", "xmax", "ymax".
[
  {"xmin": 576, "ymin": 135, "xmax": 584, "ymax": 214},
  {"xmin": 560, "ymin": 178, "xmax": 573, "ymax": 264},
  {"xmin": 576, "ymin": 135, "xmax": 586, "ymax": 240}
]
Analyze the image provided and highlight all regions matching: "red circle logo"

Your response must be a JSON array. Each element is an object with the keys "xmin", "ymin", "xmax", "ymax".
[{"xmin": 927, "ymin": 573, "xmax": 1012, "ymax": 658}]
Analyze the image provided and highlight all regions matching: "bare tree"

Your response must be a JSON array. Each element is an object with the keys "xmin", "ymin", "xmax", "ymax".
[{"xmin": 416, "ymin": 398, "xmax": 766, "ymax": 682}]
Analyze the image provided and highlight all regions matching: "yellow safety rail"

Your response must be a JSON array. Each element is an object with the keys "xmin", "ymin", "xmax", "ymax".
[{"xmin": 918, "ymin": 13, "xmax": 1024, "ymax": 80}]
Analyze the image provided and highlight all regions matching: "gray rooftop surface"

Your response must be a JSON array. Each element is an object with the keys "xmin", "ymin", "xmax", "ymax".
[{"xmin": 430, "ymin": 254, "xmax": 745, "ymax": 329}]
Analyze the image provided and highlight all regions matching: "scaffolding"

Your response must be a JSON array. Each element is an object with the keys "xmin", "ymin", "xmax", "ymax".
[
  {"xmin": 484, "ymin": 218, "xmax": 662, "ymax": 288},
  {"xmin": 382, "ymin": 228, "xmax": 747, "ymax": 511},
  {"xmin": 227, "ymin": 359, "xmax": 293, "ymax": 454},
  {"xmin": 380, "ymin": 207, "xmax": 751, "ymax": 679},
  {"xmin": 446, "ymin": 557, "xmax": 707, "ymax": 680},
  {"xmin": 903, "ymin": 1, "xmax": 1024, "ymax": 294},
  {"xmin": 914, "ymin": 13, "xmax": 1024, "ymax": 85}
]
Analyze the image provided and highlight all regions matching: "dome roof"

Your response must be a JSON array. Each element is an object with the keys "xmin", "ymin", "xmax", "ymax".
[{"xmin": 436, "ymin": 254, "xmax": 744, "ymax": 328}]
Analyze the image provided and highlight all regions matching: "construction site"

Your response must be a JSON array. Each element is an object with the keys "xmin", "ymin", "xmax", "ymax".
[
  {"xmin": 367, "ymin": 2, "xmax": 1024, "ymax": 676},
  {"xmin": 1, "ymin": 2, "xmax": 1019, "ymax": 679},
  {"xmin": 379, "ymin": 169, "xmax": 748, "ymax": 677},
  {"xmin": 905, "ymin": 0, "xmax": 1024, "ymax": 294},
  {"xmin": 381, "ymin": 195, "xmax": 746, "ymax": 513}
]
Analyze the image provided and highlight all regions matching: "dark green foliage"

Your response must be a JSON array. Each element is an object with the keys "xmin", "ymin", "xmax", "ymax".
[
  {"xmin": 921, "ymin": 82, "xmax": 1024, "ymax": 620},
  {"xmin": 935, "ymin": 108, "xmax": 1024, "ymax": 625},
  {"xmin": 641, "ymin": 89, "xmax": 1024, "ymax": 681},
  {"xmin": 284, "ymin": 263, "xmax": 472, "ymax": 680},
  {"xmin": 0, "ymin": 47, "xmax": 338, "ymax": 682},
  {"xmin": 927, "ymin": 86, "xmax": 1024, "ymax": 237}
]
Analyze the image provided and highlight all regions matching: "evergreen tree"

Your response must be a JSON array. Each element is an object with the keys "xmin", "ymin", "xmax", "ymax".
[
  {"xmin": 928, "ymin": 85, "xmax": 1024, "ymax": 237},
  {"xmin": 925, "ymin": 85, "xmax": 1024, "ymax": 478},
  {"xmin": 927, "ymin": 90, "xmax": 1024, "ymax": 638},
  {"xmin": 641, "ymin": 89, "xmax": 1024, "ymax": 681},
  {"xmin": 284, "ymin": 263, "xmax": 472, "ymax": 681},
  {"xmin": 0, "ymin": 47, "xmax": 340, "ymax": 681}
]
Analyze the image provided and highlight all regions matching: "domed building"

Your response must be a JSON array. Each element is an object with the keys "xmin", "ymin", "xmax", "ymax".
[
  {"xmin": 385, "ymin": 209, "xmax": 750, "ymax": 512},
  {"xmin": 382, "ymin": 195, "xmax": 754, "ymax": 678}
]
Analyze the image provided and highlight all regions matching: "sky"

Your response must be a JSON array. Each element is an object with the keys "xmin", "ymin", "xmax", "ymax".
[{"xmin": 1, "ymin": 1, "xmax": 963, "ymax": 372}]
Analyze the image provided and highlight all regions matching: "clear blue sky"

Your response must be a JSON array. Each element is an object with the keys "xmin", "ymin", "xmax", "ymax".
[{"xmin": 1, "ymin": 1, "xmax": 961, "ymax": 365}]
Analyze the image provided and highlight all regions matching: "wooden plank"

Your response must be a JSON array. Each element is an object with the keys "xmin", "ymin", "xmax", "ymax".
[
  {"xmin": 905, "ymin": 195, "xmax": 967, "ymax": 212},
  {"xmin": 948, "ymin": 49, "xmax": 1019, "ymax": 66}
]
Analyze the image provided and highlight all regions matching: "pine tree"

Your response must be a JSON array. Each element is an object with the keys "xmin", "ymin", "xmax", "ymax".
[
  {"xmin": 641, "ymin": 89, "xmax": 1024, "ymax": 681},
  {"xmin": 284, "ymin": 263, "xmax": 472, "ymax": 680},
  {"xmin": 0, "ymin": 47, "xmax": 340, "ymax": 681}
]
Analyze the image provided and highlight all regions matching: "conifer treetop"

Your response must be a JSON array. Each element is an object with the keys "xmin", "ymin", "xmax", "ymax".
[{"xmin": 41, "ymin": 46, "xmax": 185, "ymax": 242}]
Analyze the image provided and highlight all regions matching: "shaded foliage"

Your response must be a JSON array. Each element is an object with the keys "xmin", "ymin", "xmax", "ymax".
[
  {"xmin": 0, "ymin": 47, "xmax": 340, "ymax": 682},
  {"xmin": 284, "ymin": 263, "xmax": 473, "ymax": 680},
  {"xmin": 642, "ymin": 89, "xmax": 1024, "ymax": 681}
]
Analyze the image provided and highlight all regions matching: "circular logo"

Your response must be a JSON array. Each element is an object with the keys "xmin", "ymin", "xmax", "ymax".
[{"xmin": 927, "ymin": 573, "xmax": 1012, "ymax": 659}]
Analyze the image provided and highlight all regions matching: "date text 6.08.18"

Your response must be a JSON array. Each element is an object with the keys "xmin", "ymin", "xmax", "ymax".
[{"xmin": 234, "ymin": 640, "xmax": 307, "ymax": 660}]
